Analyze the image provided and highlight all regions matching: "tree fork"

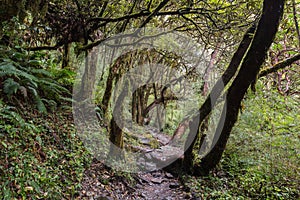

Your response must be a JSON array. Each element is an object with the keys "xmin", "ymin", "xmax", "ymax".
[
  {"xmin": 199, "ymin": 0, "xmax": 285, "ymax": 174},
  {"xmin": 181, "ymin": 22, "xmax": 256, "ymax": 172}
]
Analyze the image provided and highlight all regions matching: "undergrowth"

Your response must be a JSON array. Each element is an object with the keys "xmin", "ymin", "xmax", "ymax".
[
  {"xmin": 185, "ymin": 81, "xmax": 299, "ymax": 199},
  {"xmin": 0, "ymin": 45, "xmax": 72, "ymax": 113},
  {"xmin": 0, "ymin": 100, "xmax": 92, "ymax": 199}
]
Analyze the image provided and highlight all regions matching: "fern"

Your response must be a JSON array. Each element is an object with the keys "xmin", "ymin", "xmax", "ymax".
[
  {"xmin": 35, "ymin": 96, "xmax": 47, "ymax": 113},
  {"xmin": 0, "ymin": 62, "xmax": 38, "ymax": 82},
  {"xmin": 29, "ymin": 68, "xmax": 53, "ymax": 77},
  {"xmin": 27, "ymin": 86, "xmax": 38, "ymax": 97},
  {"xmin": 0, "ymin": 100, "xmax": 24, "ymax": 127},
  {"xmin": 0, "ymin": 62, "xmax": 18, "ymax": 77},
  {"xmin": 39, "ymin": 79, "xmax": 70, "ymax": 94},
  {"xmin": 3, "ymin": 78, "xmax": 20, "ymax": 95},
  {"xmin": 27, "ymin": 86, "xmax": 47, "ymax": 113},
  {"xmin": 0, "ymin": 46, "xmax": 70, "ymax": 113},
  {"xmin": 0, "ymin": 100, "xmax": 36, "ymax": 131}
]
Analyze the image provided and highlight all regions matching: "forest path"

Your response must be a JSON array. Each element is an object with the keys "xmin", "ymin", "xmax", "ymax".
[
  {"xmin": 78, "ymin": 126, "xmax": 197, "ymax": 199},
  {"xmin": 78, "ymin": 160, "xmax": 195, "ymax": 200}
]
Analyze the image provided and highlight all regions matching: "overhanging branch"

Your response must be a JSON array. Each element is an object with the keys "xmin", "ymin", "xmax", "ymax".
[
  {"xmin": 25, "ymin": 44, "xmax": 62, "ymax": 51},
  {"xmin": 138, "ymin": 0, "xmax": 170, "ymax": 29},
  {"xmin": 78, "ymin": 27, "xmax": 182, "ymax": 52},
  {"xmin": 259, "ymin": 53, "xmax": 300, "ymax": 77}
]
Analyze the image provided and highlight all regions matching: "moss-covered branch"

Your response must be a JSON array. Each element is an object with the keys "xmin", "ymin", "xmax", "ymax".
[{"xmin": 259, "ymin": 53, "xmax": 300, "ymax": 77}]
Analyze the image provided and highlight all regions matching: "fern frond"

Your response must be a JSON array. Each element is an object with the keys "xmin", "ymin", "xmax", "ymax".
[
  {"xmin": 0, "ymin": 62, "xmax": 18, "ymax": 77},
  {"xmin": 0, "ymin": 62, "xmax": 38, "ymax": 82},
  {"xmin": 39, "ymin": 79, "xmax": 70, "ymax": 94},
  {"xmin": 27, "ymin": 60, "xmax": 42, "ymax": 66},
  {"xmin": 1, "ymin": 47, "xmax": 71, "ymax": 113},
  {"xmin": 35, "ymin": 96, "xmax": 47, "ymax": 113},
  {"xmin": 59, "ymin": 96, "xmax": 74, "ymax": 103},
  {"xmin": 3, "ymin": 78, "xmax": 20, "ymax": 95},
  {"xmin": 29, "ymin": 68, "xmax": 53, "ymax": 78},
  {"xmin": 27, "ymin": 86, "xmax": 38, "ymax": 97},
  {"xmin": 27, "ymin": 86, "xmax": 47, "ymax": 113}
]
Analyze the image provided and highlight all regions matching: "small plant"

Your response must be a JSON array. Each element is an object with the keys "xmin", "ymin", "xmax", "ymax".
[
  {"xmin": 0, "ymin": 45, "xmax": 70, "ymax": 113},
  {"xmin": 0, "ymin": 100, "xmax": 92, "ymax": 199}
]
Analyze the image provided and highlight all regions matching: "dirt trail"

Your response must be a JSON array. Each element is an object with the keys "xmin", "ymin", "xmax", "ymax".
[
  {"xmin": 78, "ymin": 161, "xmax": 196, "ymax": 199},
  {"xmin": 78, "ymin": 126, "xmax": 197, "ymax": 199},
  {"xmin": 132, "ymin": 170, "xmax": 194, "ymax": 199}
]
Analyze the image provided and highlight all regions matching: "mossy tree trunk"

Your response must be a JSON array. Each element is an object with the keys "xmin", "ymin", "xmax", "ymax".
[
  {"xmin": 62, "ymin": 43, "xmax": 70, "ymax": 68},
  {"xmin": 108, "ymin": 78, "xmax": 130, "ymax": 160},
  {"xmin": 101, "ymin": 68, "xmax": 115, "ymax": 115},
  {"xmin": 131, "ymin": 84, "xmax": 152, "ymax": 126},
  {"xmin": 198, "ymin": 0, "xmax": 285, "ymax": 174},
  {"xmin": 182, "ymin": 0, "xmax": 285, "ymax": 174},
  {"xmin": 182, "ymin": 24, "xmax": 256, "ymax": 173}
]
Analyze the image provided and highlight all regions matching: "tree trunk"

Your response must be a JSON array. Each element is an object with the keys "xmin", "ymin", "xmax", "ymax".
[
  {"xmin": 132, "ymin": 90, "xmax": 137, "ymax": 122},
  {"xmin": 77, "ymin": 48, "xmax": 98, "ymax": 103},
  {"xmin": 199, "ymin": 0, "xmax": 285, "ymax": 174},
  {"xmin": 137, "ymin": 87, "xmax": 145, "ymax": 125},
  {"xmin": 62, "ymin": 43, "xmax": 70, "ymax": 68},
  {"xmin": 108, "ymin": 78, "xmax": 129, "ymax": 160},
  {"xmin": 182, "ymin": 23, "xmax": 256, "ymax": 172},
  {"xmin": 101, "ymin": 68, "xmax": 115, "ymax": 115}
]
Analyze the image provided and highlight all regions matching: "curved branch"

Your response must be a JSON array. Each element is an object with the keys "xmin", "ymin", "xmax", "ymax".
[
  {"xmin": 138, "ymin": 0, "xmax": 170, "ymax": 29},
  {"xmin": 88, "ymin": 11, "xmax": 151, "ymax": 24},
  {"xmin": 143, "ymin": 96, "xmax": 178, "ymax": 117},
  {"xmin": 87, "ymin": 8, "xmax": 209, "ymax": 30},
  {"xmin": 79, "ymin": 27, "xmax": 182, "ymax": 51}
]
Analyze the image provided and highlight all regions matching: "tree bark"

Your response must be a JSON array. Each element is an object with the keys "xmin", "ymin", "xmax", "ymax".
[
  {"xmin": 78, "ymin": 48, "xmax": 98, "ymax": 102},
  {"xmin": 199, "ymin": 0, "xmax": 285, "ymax": 174},
  {"xmin": 182, "ymin": 23, "xmax": 256, "ymax": 172},
  {"xmin": 108, "ymin": 78, "xmax": 129, "ymax": 160},
  {"xmin": 101, "ymin": 68, "xmax": 115, "ymax": 115},
  {"xmin": 62, "ymin": 43, "xmax": 70, "ymax": 68}
]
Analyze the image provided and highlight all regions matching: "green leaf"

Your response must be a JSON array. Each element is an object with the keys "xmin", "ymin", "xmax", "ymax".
[
  {"xmin": 35, "ymin": 96, "xmax": 47, "ymax": 113},
  {"xmin": 1, "ymin": 141, "xmax": 7, "ymax": 148},
  {"xmin": 3, "ymin": 78, "xmax": 20, "ymax": 95},
  {"xmin": 28, "ymin": 60, "xmax": 41, "ymax": 66},
  {"xmin": 36, "ymin": 136, "xmax": 42, "ymax": 145}
]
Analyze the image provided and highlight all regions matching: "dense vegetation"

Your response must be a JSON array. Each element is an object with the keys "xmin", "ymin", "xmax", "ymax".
[{"xmin": 0, "ymin": 0, "xmax": 299, "ymax": 199}]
